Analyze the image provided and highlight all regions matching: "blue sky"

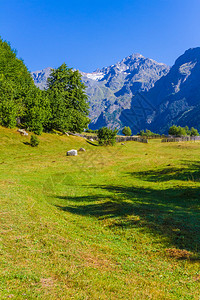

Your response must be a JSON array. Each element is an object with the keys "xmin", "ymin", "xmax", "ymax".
[{"xmin": 0, "ymin": 0, "xmax": 200, "ymax": 72}]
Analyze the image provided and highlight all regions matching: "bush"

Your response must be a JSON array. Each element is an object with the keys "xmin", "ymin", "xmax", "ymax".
[
  {"xmin": 97, "ymin": 127, "xmax": 118, "ymax": 146},
  {"xmin": 122, "ymin": 126, "xmax": 132, "ymax": 136},
  {"xmin": 137, "ymin": 129, "xmax": 160, "ymax": 137},
  {"xmin": 190, "ymin": 127, "xmax": 199, "ymax": 136},
  {"xmin": 169, "ymin": 125, "xmax": 199, "ymax": 136},
  {"xmin": 30, "ymin": 135, "xmax": 39, "ymax": 147}
]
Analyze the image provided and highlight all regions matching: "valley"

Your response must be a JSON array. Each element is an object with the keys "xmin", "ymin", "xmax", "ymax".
[{"xmin": 1, "ymin": 127, "xmax": 200, "ymax": 299}]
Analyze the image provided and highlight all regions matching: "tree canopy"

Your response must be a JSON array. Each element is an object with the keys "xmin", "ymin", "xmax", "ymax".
[
  {"xmin": 97, "ymin": 127, "xmax": 118, "ymax": 146},
  {"xmin": 0, "ymin": 39, "xmax": 90, "ymax": 134},
  {"xmin": 168, "ymin": 125, "xmax": 199, "ymax": 137},
  {"xmin": 122, "ymin": 126, "xmax": 132, "ymax": 136},
  {"xmin": 0, "ymin": 37, "xmax": 50, "ymax": 133},
  {"xmin": 46, "ymin": 63, "xmax": 90, "ymax": 132}
]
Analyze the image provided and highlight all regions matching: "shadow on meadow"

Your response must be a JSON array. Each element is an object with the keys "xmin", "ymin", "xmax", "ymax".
[
  {"xmin": 86, "ymin": 140, "xmax": 99, "ymax": 146},
  {"xmin": 54, "ymin": 161, "xmax": 200, "ymax": 254},
  {"xmin": 128, "ymin": 161, "xmax": 200, "ymax": 183}
]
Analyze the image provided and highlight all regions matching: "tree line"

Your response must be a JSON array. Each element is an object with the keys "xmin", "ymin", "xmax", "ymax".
[
  {"xmin": 168, "ymin": 125, "xmax": 199, "ymax": 137},
  {"xmin": 0, "ymin": 38, "xmax": 90, "ymax": 134}
]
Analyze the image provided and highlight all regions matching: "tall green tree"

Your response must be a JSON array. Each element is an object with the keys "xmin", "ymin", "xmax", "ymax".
[
  {"xmin": 46, "ymin": 63, "xmax": 90, "ymax": 132},
  {"xmin": 122, "ymin": 126, "xmax": 132, "ymax": 136},
  {"xmin": 0, "ymin": 79, "xmax": 19, "ymax": 127},
  {"xmin": 0, "ymin": 37, "xmax": 46, "ymax": 131},
  {"xmin": 0, "ymin": 37, "xmax": 53, "ymax": 134},
  {"xmin": 22, "ymin": 88, "xmax": 51, "ymax": 135}
]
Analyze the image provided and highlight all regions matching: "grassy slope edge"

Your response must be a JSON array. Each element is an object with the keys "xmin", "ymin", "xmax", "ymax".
[{"xmin": 0, "ymin": 127, "xmax": 200, "ymax": 299}]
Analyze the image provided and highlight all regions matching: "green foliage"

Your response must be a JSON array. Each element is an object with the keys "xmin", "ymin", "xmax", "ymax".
[
  {"xmin": 122, "ymin": 126, "xmax": 132, "ymax": 136},
  {"xmin": 184, "ymin": 126, "xmax": 190, "ymax": 135},
  {"xmin": 169, "ymin": 125, "xmax": 199, "ymax": 136},
  {"xmin": 0, "ymin": 39, "xmax": 90, "ymax": 135},
  {"xmin": 138, "ymin": 129, "xmax": 160, "ymax": 137},
  {"xmin": 190, "ymin": 127, "xmax": 199, "ymax": 136},
  {"xmin": 46, "ymin": 63, "xmax": 90, "ymax": 133},
  {"xmin": 22, "ymin": 88, "xmax": 51, "ymax": 135},
  {"xmin": 97, "ymin": 127, "xmax": 118, "ymax": 145},
  {"xmin": 0, "ymin": 37, "xmax": 51, "ymax": 134},
  {"xmin": 169, "ymin": 125, "xmax": 186, "ymax": 136},
  {"xmin": 0, "ymin": 80, "xmax": 19, "ymax": 127},
  {"xmin": 30, "ymin": 135, "xmax": 39, "ymax": 147},
  {"xmin": 0, "ymin": 38, "xmax": 34, "ymax": 128},
  {"xmin": 85, "ymin": 129, "xmax": 98, "ymax": 133}
]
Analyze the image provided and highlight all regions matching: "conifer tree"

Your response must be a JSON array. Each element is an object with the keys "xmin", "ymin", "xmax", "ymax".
[{"xmin": 46, "ymin": 63, "xmax": 90, "ymax": 132}]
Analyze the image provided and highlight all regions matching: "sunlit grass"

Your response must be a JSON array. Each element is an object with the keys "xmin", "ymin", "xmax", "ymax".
[{"xmin": 0, "ymin": 126, "xmax": 200, "ymax": 299}]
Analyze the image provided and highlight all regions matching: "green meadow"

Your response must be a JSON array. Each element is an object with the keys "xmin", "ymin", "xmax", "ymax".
[{"xmin": 0, "ymin": 127, "xmax": 200, "ymax": 299}]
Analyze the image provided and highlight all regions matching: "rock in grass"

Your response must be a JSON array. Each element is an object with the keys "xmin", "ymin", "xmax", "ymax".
[
  {"xmin": 67, "ymin": 150, "xmax": 77, "ymax": 156},
  {"xmin": 78, "ymin": 148, "xmax": 86, "ymax": 152},
  {"xmin": 17, "ymin": 129, "xmax": 28, "ymax": 136}
]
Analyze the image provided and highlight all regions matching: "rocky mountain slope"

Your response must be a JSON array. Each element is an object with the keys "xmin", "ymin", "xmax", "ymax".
[
  {"xmin": 121, "ymin": 48, "xmax": 200, "ymax": 133},
  {"xmin": 32, "ymin": 48, "xmax": 200, "ymax": 134},
  {"xmin": 31, "ymin": 54, "xmax": 169, "ymax": 130}
]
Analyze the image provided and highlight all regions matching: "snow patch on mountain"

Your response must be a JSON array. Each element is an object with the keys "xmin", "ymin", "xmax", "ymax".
[{"xmin": 84, "ymin": 72, "xmax": 105, "ymax": 81}]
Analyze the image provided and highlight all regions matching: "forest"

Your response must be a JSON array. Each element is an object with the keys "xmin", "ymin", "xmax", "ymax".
[{"xmin": 0, "ymin": 37, "xmax": 90, "ymax": 135}]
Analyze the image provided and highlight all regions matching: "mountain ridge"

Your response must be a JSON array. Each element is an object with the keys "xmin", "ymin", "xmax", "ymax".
[
  {"xmin": 31, "ymin": 53, "xmax": 170, "ymax": 131},
  {"xmin": 135, "ymin": 47, "xmax": 200, "ymax": 133},
  {"xmin": 31, "ymin": 48, "xmax": 200, "ymax": 133}
]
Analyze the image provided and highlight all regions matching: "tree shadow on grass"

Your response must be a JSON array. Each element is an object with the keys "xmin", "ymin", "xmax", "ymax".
[
  {"xmin": 86, "ymin": 140, "xmax": 99, "ymax": 147},
  {"xmin": 128, "ymin": 161, "xmax": 200, "ymax": 183},
  {"xmin": 53, "ymin": 162, "xmax": 200, "ymax": 255}
]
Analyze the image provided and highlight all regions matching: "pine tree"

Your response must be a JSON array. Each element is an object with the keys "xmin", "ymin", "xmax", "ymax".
[
  {"xmin": 47, "ymin": 63, "xmax": 90, "ymax": 132},
  {"xmin": 22, "ymin": 88, "xmax": 51, "ymax": 135},
  {"xmin": 0, "ymin": 37, "xmax": 45, "ymax": 130},
  {"xmin": 0, "ymin": 79, "xmax": 19, "ymax": 127}
]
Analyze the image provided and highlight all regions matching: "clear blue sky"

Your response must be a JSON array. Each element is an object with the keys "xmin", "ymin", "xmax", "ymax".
[{"xmin": 0, "ymin": 0, "xmax": 200, "ymax": 72}]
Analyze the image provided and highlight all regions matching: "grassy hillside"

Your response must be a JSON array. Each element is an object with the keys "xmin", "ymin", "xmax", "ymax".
[{"xmin": 0, "ymin": 127, "xmax": 200, "ymax": 299}]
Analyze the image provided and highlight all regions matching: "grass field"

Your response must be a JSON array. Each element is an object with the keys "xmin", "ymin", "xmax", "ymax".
[{"xmin": 0, "ymin": 126, "xmax": 200, "ymax": 299}]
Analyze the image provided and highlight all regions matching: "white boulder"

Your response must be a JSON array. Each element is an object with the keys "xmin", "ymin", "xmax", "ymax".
[
  {"xmin": 17, "ymin": 129, "xmax": 28, "ymax": 136},
  {"xmin": 67, "ymin": 149, "xmax": 77, "ymax": 156}
]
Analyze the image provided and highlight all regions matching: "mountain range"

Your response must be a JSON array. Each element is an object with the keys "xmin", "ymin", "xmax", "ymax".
[{"xmin": 32, "ymin": 48, "xmax": 200, "ymax": 133}]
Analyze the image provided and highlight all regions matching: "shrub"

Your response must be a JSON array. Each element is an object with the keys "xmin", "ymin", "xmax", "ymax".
[
  {"xmin": 122, "ymin": 126, "xmax": 132, "ymax": 136},
  {"xmin": 137, "ymin": 129, "xmax": 160, "ymax": 137},
  {"xmin": 169, "ymin": 125, "xmax": 199, "ymax": 136},
  {"xmin": 168, "ymin": 125, "xmax": 178, "ymax": 136},
  {"xmin": 169, "ymin": 125, "xmax": 186, "ymax": 136},
  {"xmin": 30, "ymin": 135, "xmax": 39, "ymax": 147},
  {"xmin": 190, "ymin": 127, "xmax": 199, "ymax": 136},
  {"xmin": 184, "ymin": 126, "xmax": 191, "ymax": 135},
  {"xmin": 97, "ymin": 127, "xmax": 118, "ymax": 146}
]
